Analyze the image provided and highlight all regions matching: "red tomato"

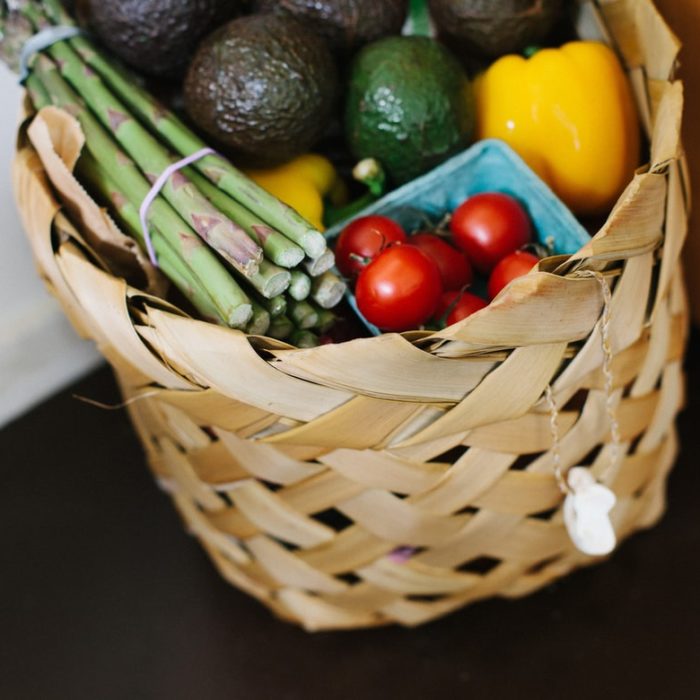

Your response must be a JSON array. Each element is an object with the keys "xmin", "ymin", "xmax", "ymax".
[
  {"xmin": 408, "ymin": 233, "xmax": 473, "ymax": 291},
  {"xmin": 356, "ymin": 246, "xmax": 441, "ymax": 331},
  {"xmin": 335, "ymin": 215, "xmax": 407, "ymax": 277},
  {"xmin": 434, "ymin": 290, "xmax": 488, "ymax": 326},
  {"xmin": 487, "ymin": 251, "xmax": 540, "ymax": 299},
  {"xmin": 450, "ymin": 193, "xmax": 532, "ymax": 274}
]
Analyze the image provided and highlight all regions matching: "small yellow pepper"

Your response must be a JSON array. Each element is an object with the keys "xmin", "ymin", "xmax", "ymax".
[
  {"xmin": 475, "ymin": 41, "xmax": 640, "ymax": 216},
  {"xmin": 245, "ymin": 154, "xmax": 347, "ymax": 231}
]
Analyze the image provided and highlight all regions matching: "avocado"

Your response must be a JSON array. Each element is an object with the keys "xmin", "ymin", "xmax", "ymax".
[
  {"xmin": 87, "ymin": 0, "xmax": 243, "ymax": 80},
  {"xmin": 252, "ymin": 0, "xmax": 409, "ymax": 55},
  {"xmin": 345, "ymin": 37, "xmax": 474, "ymax": 185},
  {"xmin": 428, "ymin": 0, "xmax": 563, "ymax": 59},
  {"xmin": 184, "ymin": 15, "xmax": 338, "ymax": 167}
]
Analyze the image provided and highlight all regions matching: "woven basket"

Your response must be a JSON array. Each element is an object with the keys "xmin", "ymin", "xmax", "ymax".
[{"xmin": 13, "ymin": 0, "xmax": 689, "ymax": 630}]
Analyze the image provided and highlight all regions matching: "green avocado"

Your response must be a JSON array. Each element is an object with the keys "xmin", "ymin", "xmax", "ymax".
[
  {"xmin": 87, "ymin": 0, "xmax": 243, "ymax": 79},
  {"xmin": 428, "ymin": 0, "xmax": 563, "ymax": 59},
  {"xmin": 252, "ymin": 0, "xmax": 408, "ymax": 55},
  {"xmin": 345, "ymin": 36, "xmax": 475, "ymax": 185},
  {"xmin": 184, "ymin": 15, "xmax": 338, "ymax": 167}
]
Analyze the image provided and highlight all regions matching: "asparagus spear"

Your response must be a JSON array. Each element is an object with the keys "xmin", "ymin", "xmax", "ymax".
[
  {"xmin": 288, "ymin": 270, "xmax": 311, "ymax": 301},
  {"xmin": 287, "ymin": 300, "xmax": 319, "ymax": 330},
  {"xmin": 268, "ymin": 315, "xmax": 294, "ymax": 341},
  {"xmin": 30, "ymin": 28, "xmax": 263, "ymax": 277},
  {"xmin": 31, "ymin": 56, "xmax": 253, "ymax": 327},
  {"xmin": 77, "ymin": 154, "xmax": 225, "ymax": 325},
  {"xmin": 253, "ymin": 293, "xmax": 287, "ymax": 319},
  {"xmin": 304, "ymin": 248, "xmax": 336, "ymax": 277},
  {"xmin": 25, "ymin": 73, "xmax": 51, "ymax": 109},
  {"xmin": 240, "ymin": 259, "xmax": 291, "ymax": 299},
  {"xmin": 185, "ymin": 166, "xmax": 305, "ymax": 269},
  {"xmin": 41, "ymin": 0, "xmax": 329, "ymax": 260},
  {"xmin": 313, "ymin": 308, "xmax": 337, "ymax": 335},
  {"xmin": 246, "ymin": 300, "xmax": 271, "ymax": 336},
  {"xmin": 290, "ymin": 330, "xmax": 320, "ymax": 348},
  {"xmin": 312, "ymin": 271, "xmax": 347, "ymax": 309}
]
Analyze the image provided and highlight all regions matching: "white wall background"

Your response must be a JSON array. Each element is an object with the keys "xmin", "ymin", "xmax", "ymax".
[{"xmin": 0, "ymin": 65, "xmax": 100, "ymax": 428}]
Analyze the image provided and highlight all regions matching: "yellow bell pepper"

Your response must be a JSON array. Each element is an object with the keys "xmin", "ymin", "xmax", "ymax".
[
  {"xmin": 245, "ymin": 154, "xmax": 347, "ymax": 232},
  {"xmin": 475, "ymin": 41, "xmax": 640, "ymax": 216}
]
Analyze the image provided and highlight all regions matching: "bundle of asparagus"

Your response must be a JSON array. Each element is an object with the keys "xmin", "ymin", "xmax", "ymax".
[{"xmin": 0, "ymin": 0, "xmax": 346, "ymax": 344}]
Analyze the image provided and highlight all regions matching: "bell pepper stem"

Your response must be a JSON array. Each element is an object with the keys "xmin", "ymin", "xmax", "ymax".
[
  {"xmin": 323, "ymin": 159, "xmax": 386, "ymax": 227},
  {"xmin": 407, "ymin": 0, "xmax": 432, "ymax": 37}
]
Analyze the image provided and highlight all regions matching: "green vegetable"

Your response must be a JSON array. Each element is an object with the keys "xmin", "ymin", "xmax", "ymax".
[
  {"xmin": 78, "ymin": 153, "xmax": 226, "ymax": 324},
  {"xmin": 289, "ymin": 270, "xmax": 312, "ymax": 301},
  {"xmin": 246, "ymin": 300, "xmax": 272, "ymax": 336},
  {"xmin": 346, "ymin": 36, "xmax": 475, "ymax": 184},
  {"xmin": 290, "ymin": 330, "xmax": 320, "ymax": 348},
  {"xmin": 268, "ymin": 314, "xmax": 294, "ymax": 340},
  {"xmin": 288, "ymin": 300, "xmax": 319, "ymax": 330},
  {"xmin": 312, "ymin": 271, "xmax": 347, "ymax": 310},
  {"xmin": 185, "ymin": 166, "xmax": 305, "ymax": 268},
  {"xmin": 32, "ymin": 56, "xmax": 253, "ymax": 327}
]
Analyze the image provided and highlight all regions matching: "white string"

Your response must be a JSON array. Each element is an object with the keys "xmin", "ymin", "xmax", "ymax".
[
  {"xmin": 593, "ymin": 272, "xmax": 622, "ymax": 473},
  {"xmin": 545, "ymin": 385, "xmax": 569, "ymax": 494},
  {"xmin": 546, "ymin": 271, "xmax": 620, "ymax": 488}
]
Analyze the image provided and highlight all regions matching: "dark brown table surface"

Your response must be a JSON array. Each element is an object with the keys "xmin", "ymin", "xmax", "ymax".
[{"xmin": 2, "ymin": 339, "xmax": 699, "ymax": 700}]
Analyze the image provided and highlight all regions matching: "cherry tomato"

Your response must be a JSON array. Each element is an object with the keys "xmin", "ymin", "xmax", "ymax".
[
  {"xmin": 487, "ymin": 250, "xmax": 540, "ymax": 299},
  {"xmin": 335, "ymin": 215, "xmax": 407, "ymax": 277},
  {"xmin": 434, "ymin": 290, "xmax": 488, "ymax": 326},
  {"xmin": 450, "ymin": 193, "xmax": 532, "ymax": 274},
  {"xmin": 408, "ymin": 233, "xmax": 473, "ymax": 291},
  {"xmin": 356, "ymin": 246, "xmax": 441, "ymax": 331}
]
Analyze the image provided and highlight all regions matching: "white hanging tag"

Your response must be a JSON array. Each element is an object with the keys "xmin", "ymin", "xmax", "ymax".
[{"xmin": 563, "ymin": 467, "xmax": 617, "ymax": 556}]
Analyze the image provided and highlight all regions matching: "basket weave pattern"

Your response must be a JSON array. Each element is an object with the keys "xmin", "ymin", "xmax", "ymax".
[{"xmin": 13, "ymin": 0, "xmax": 689, "ymax": 630}]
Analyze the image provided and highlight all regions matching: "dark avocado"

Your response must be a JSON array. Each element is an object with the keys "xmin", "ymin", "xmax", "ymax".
[
  {"xmin": 252, "ymin": 0, "xmax": 408, "ymax": 54},
  {"xmin": 184, "ymin": 15, "xmax": 338, "ymax": 167},
  {"xmin": 428, "ymin": 0, "xmax": 563, "ymax": 59},
  {"xmin": 87, "ymin": 0, "xmax": 244, "ymax": 80}
]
